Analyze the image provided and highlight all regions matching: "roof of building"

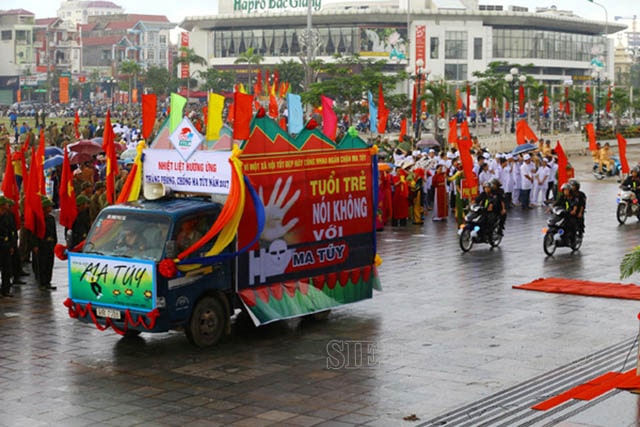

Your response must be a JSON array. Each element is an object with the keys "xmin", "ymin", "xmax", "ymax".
[
  {"xmin": 81, "ymin": 34, "xmax": 122, "ymax": 47},
  {"xmin": 0, "ymin": 9, "xmax": 35, "ymax": 16}
]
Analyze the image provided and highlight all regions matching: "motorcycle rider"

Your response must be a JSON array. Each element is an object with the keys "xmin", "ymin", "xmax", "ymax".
[
  {"xmin": 554, "ymin": 183, "xmax": 578, "ymax": 241},
  {"xmin": 569, "ymin": 179, "xmax": 586, "ymax": 237},
  {"xmin": 598, "ymin": 142, "xmax": 615, "ymax": 175},
  {"xmin": 490, "ymin": 178, "xmax": 507, "ymax": 235},
  {"xmin": 621, "ymin": 166, "xmax": 640, "ymax": 199},
  {"xmin": 474, "ymin": 181, "xmax": 499, "ymax": 237}
]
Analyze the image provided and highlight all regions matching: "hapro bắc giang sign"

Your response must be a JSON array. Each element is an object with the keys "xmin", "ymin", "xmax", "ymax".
[{"xmin": 231, "ymin": 0, "xmax": 321, "ymax": 14}]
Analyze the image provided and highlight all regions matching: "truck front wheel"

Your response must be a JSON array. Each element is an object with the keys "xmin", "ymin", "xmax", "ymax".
[{"xmin": 185, "ymin": 296, "xmax": 226, "ymax": 347}]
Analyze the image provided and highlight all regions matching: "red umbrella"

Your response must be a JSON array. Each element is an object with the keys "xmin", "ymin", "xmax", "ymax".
[
  {"xmin": 67, "ymin": 140, "xmax": 103, "ymax": 156},
  {"xmin": 69, "ymin": 152, "xmax": 93, "ymax": 165}
]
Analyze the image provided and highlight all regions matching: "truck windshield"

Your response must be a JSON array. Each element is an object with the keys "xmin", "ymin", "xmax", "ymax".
[{"xmin": 83, "ymin": 212, "xmax": 171, "ymax": 261}]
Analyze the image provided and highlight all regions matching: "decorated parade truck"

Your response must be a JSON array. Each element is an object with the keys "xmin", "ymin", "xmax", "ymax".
[{"xmin": 63, "ymin": 114, "xmax": 381, "ymax": 347}]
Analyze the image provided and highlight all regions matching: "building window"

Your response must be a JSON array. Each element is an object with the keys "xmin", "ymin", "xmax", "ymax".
[
  {"xmin": 473, "ymin": 37, "xmax": 482, "ymax": 60},
  {"xmin": 1, "ymin": 30, "xmax": 12, "ymax": 41},
  {"xmin": 159, "ymin": 35, "xmax": 167, "ymax": 45},
  {"xmin": 430, "ymin": 37, "xmax": 439, "ymax": 59},
  {"xmin": 445, "ymin": 31, "xmax": 467, "ymax": 59},
  {"xmin": 444, "ymin": 63, "xmax": 467, "ymax": 81}
]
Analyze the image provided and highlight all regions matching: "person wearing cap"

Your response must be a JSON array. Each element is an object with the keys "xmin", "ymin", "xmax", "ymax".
[
  {"xmin": 598, "ymin": 142, "xmax": 615, "ymax": 175},
  {"xmin": 532, "ymin": 157, "xmax": 550, "ymax": 207},
  {"xmin": 32, "ymin": 197, "xmax": 57, "ymax": 291},
  {"xmin": 0, "ymin": 196, "xmax": 16, "ymax": 297},
  {"xmin": 519, "ymin": 154, "xmax": 535, "ymax": 209},
  {"xmin": 89, "ymin": 181, "xmax": 106, "ymax": 223},
  {"xmin": 69, "ymin": 195, "xmax": 91, "ymax": 250}
]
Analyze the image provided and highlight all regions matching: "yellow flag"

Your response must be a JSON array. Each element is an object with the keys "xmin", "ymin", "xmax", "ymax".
[
  {"xmin": 169, "ymin": 93, "xmax": 187, "ymax": 133},
  {"xmin": 206, "ymin": 93, "xmax": 225, "ymax": 141}
]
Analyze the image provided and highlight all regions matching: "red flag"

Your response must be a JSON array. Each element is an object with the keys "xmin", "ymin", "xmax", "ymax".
[
  {"xmin": 585, "ymin": 87, "xmax": 594, "ymax": 115},
  {"xmin": 411, "ymin": 84, "xmax": 417, "ymax": 124},
  {"xmin": 447, "ymin": 118, "xmax": 458, "ymax": 144},
  {"xmin": 37, "ymin": 128, "xmax": 46, "ymax": 194},
  {"xmin": 141, "ymin": 94, "xmax": 157, "ymax": 140},
  {"xmin": 279, "ymin": 81, "xmax": 289, "ymax": 98},
  {"xmin": 543, "ymin": 88, "xmax": 549, "ymax": 115},
  {"xmin": 457, "ymin": 137, "xmax": 477, "ymax": 189},
  {"xmin": 102, "ymin": 110, "xmax": 118, "ymax": 204},
  {"xmin": 20, "ymin": 132, "xmax": 31, "ymax": 154},
  {"xmin": 399, "ymin": 118, "xmax": 407, "ymax": 143},
  {"xmin": 518, "ymin": 85, "xmax": 525, "ymax": 115},
  {"xmin": 74, "ymin": 110, "xmax": 80, "ymax": 138},
  {"xmin": 23, "ymin": 147, "xmax": 45, "ymax": 239},
  {"xmin": 585, "ymin": 122, "xmax": 597, "ymax": 152},
  {"xmin": 466, "ymin": 83, "xmax": 470, "ymax": 117},
  {"xmin": 555, "ymin": 141, "xmax": 568, "ymax": 189},
  {"xmin": 516, "ymin": 120, "xmax": 538, "ymax": 145},
  {"xmin": 268, "ymin": 85, "xmax": 278, "ymax": 118},
  {"xmin": 232, "ymin": 91, "xmax": 253, "ymax": 140},
  {"xmin": 617, "ymin": 133, "xmax": 630, "ymax": 174},
  {"xmin": 377, "ymin": 83, "xmax": 388, "ymax": 134},
  {"xmin": 321, "ymin": 95, "xmax": 338, "ymax": 141},
  {"xmin": 226, "ymin": 101, "xmax": 235, "ymax": 123},
  {"xmin": 564, "ymin": 86, "xmax": 571, "ymax": 115},
  {"xmin": 455, "ymin": 88, "xmax": 463, "ymax": 111},
  {"xmin": 440, "ymin": 101, "xmax": 445, "ymax": 118},
  {"xmin": 58, "ymin": 147, "xmax": 78, "ymax": 229},
  {"xmin": 460, "ymin": 120, "xmax": 472, "ymax": 143},
  {"xmin": 605, "ymin": 86, "xmax": 612, "ymax": 113},
  {"xmin": 254, "ymin": 69, "xmax": 263, "ymax": 96},
  {"xmin": 1, "ymin": 143, "xmax": 20, "ymax": 228}
]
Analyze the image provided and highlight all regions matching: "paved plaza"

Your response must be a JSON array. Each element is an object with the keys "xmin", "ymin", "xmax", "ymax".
[{"xmin": 2, "ymin": 150, "xmax": 640, "ymax": 426}]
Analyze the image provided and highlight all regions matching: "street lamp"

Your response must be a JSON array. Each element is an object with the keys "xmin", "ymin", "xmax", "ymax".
[
  {"xmin": 413, "ymin": 59, "xmax": 431, "ymax": 140},
  {"xmin": 591, "ymin": 67, "xmax": 606, "ymax": 131},
  {"xmin": 505, "ymin": 67, "xmax": 526, "ymax": 133}
]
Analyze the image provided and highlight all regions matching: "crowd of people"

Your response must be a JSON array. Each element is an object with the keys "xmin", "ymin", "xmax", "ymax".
[{"xmin": 375, "ymin": 137, "xmax": 571, "ymax": 230}]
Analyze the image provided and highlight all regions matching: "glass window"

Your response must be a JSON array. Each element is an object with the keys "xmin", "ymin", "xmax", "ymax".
[
  {"xmin": 84, "ymin": 212, "xmax": 171, "ymax": 261},
  {"xmin": 473, "ymin": 37, "xmax": 482, "ymax": 60},
  {"xmin": 430, "ymin": 37, "xmax": 439, "ymax": 59},
  {"xmin": 445, "ymin": 31, "xmax": 467, "ymax": 59},
  {"xmin": 444, "ymin": 63, "xmax": 467, "ymax": 81},
  {"xmin": 1, "ymin": 30, "xmax": 11, "ymax": 41}
]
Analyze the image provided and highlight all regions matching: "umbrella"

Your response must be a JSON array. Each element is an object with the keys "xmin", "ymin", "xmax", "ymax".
[
  {"xmin": 511, "ymin": 143, "xmax": 538, "ymax": 155},
  {"xmin": 91, "ymin": 137, "xmax": 103, "ymax": 145},
  {"xmin": 69, "ymin": 152, "xmax": 92, "ymax": 165},
  {"xmin": 45, "ymin": 146, "xmax": 63, "ymax": 158},
  {"xmin": 43, "ymin": 154, "xmax": 64, "ymax": 170},
  {"xmin": 120, "ymin": 148, "xmax": 137, "ymax": 160},
  {"xmin": 416, "ymin": 137, "xmax": 439, "ymax": 149},
  {"xmin": 67, "ymin": 139, "xmax": 103, "ymax": 156}
]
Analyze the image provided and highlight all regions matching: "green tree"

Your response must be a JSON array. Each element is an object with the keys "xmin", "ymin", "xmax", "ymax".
[
  {"xmin": 143, "ymin": 65, "xmax": 173, "ymax": 97},
  {"xmin": 475, "ymin": 78, "xmax": 505, "ymax": 135},
  {"xmin": 568, "ymin": 87, "xmax": 589, "ymax": 130},
  {"xmin": 200, "ymin": 68, "xmax": 237, "ymax": 94},
  {"xmin": 274, "ymin": 60, "xmax": 305, "ymax": 94},
  {"xmin": 119, "ymin": 60, "xmax": 142, "ymax": 104},
  {"xmin": 422, "ymin": 81, "xmax": 453, "ymax": 141},
  {"xmin": 234, "ymin": 47, "xmax": 264, "ymax": 91},
  {"xmin": 611, "ymin": 86, "xmax": 630, "ymax": 131}
]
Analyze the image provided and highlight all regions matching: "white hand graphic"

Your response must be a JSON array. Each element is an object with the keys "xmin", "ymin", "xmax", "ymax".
[{"xmin": 259, "ymin": 176, "xmax": 300, "ymax": 241}]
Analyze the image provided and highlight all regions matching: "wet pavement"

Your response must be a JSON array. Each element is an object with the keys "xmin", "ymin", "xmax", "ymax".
[{"xmin": 2, "ymin": 151, "xmax": 640, "ymax": 426}]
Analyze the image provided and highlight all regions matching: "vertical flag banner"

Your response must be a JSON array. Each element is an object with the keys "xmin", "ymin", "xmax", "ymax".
[
  {"xmin": 585, "ymin": 86, "xmax": 594, "ymax": 115},
  {"xmin": 141, "ymin": 93, "xmax": 157, "ymax": 140},
  {"xmin": 169, "ymin": 93, "xmax": 187, "ymax": 133},
  {"xmin": 585, "ymin": 122, "xmax": 597, "ymax": 152},
  {"xmin": 617, "ymin": 133, "xmax": 630, "ymax": 175},
  {"xmin": 399, "ymin": 118, "xmax": 407, "ymax": 143},
  {"xmin": 74, "ymin": 110, "xmax": 80, "ymax": 138},
  {"xmin": 1, "ymin": 143, "xmax": 20, "ymax": 228},
  {"xmin": 206, "ymin": 93, "xmax": 225, "ymax": 141},
  {"xmin": 58, "ymin": 147, "xmax": 77, "ymax": 229},
  {"xmin": 286, "ymin": 93, "xmax": 304, "ymax": 135},
  {"xmin": 320, "ymin": 95, "xmax": 337, "ymax": 140},
  {"xmin": 377, "ymin": 82, "xmax": 388, "ymax": 134},
  {"xmin": 466, "ymin": 83, "xmax": 471, "ymax": 117},
  {"xmin": 564, "ymin": 86, "xmax": 571, "ymax": 115},
  {"xmin": 555, "ymin": 141, "xmax": 568, "ymax": 189},
  {"xmin": 605, "ymin": 86, "xmax": 612, "ymax": 113},
  {"xmin": 543, "ymin": 88, "xmax": 549, "ymax": 115},
  {"xmin": 232, "ymin": 91, "xmax": 254, "ymax": 140},
  {"xmin": 447, "ymin": 118, "xmax": 458, "ymax": 144},
  {"xmin": 518, "ymin": 85, "xmax": 525, "ymax": 115},
  {"xmin": 102, "ymin": 110, "xmax": 119, "ymax": 204}
]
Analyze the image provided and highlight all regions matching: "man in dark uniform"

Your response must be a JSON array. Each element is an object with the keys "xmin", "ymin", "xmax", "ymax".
[
  {"xmin": 33, "ymin": 197, "xmax": 57, "ymax": 291},
  {"xmin": 70, "ymin": 195, "xmax": 91, "ymax": 249},
  {"xmin": 0, "ymin": 196, "xmax": 16, "ymax": 297},
  {"xmin": 569, "ymin": 179, "xmax": 587, "ymax": 236}
]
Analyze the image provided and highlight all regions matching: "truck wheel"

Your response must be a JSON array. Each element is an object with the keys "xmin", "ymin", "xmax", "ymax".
[{"xmin": 185, "ymin": 296, "xmax": 226, "ymax": 348}]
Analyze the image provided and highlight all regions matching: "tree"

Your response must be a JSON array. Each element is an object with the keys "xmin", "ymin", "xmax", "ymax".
[
  {"xmin": 274, "ymin": 60, "xmax": 305, "ymax": 94},
  {"xmin": 234, "ymin": 47, "xmax": 264, "ymax": 91},
  {"xmin": 611, "ymin": 86, "xmax": 630, "ymax": 131},
  {"xmin": 422, "ymin": 81, "xmax": 454, "ymax": 141},
  {"xmin": 119, "ymin": 60, "xmax": 142, "ymax": 104},
  {"xmin": 568, "ymin": 87, "xmax": 589, "ymax": 130},
  {"xmin": 476, "ymin": 78, "xmax": 506, "ymax": 135},
  {"xmin": 143, "ymin": 65, "xmax": 173, "ymax": 97},
  {"xmin": 200, "ymin": 68, "xmax": 237, "ymax": 94}
]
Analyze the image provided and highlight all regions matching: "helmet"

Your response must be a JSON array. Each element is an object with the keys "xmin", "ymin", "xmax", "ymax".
[
  {"xmin": 561, "ymin": 183, "xmax": 572, "ymax": 192},
  {"xmin": 490, "ymin": 178, "xmax": 502, "ymax": 188},
  {"xmin": 568, "ymin": 179, "xmax": 580, "ymax": 191},
  {"xmin": 632, "ymin": 166, "xmax": 640, "ymax": 174}
]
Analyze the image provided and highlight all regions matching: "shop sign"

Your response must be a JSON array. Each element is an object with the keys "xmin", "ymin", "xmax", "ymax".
[{"xmin": 233, "ymin": 0, "xmax": 322, "ymax": 14}]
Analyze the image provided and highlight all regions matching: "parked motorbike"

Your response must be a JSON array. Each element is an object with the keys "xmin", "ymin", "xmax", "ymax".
[
  {"xmin": 458, "ymin": 204, "xmax": 502, "ymax": 252},
  {"xmin": 593, "ymin": 156, "xmax": 621, "ymax": 181},
  {"xmin": 543, "ymin": 206, "xmax": 582, "ymax": 255},
  {"xmin": 616, "ymin": 185, "xmax": 640, "ymax": 224}
]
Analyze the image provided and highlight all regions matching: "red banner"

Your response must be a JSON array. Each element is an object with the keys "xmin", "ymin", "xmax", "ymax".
[
  {"xmin": 415, "ymin": 25, "xmax": 426, "ymax": 70},
  {"xmin": 59, "ymin": 76, "xmax": 69, "ymax": 104},
  {"xmin": 237, "ymin": 149, "xmax": 375, "ymax": 290},
  {"xmin": 180, "ymin": 32, "xmax": 189, "ymax": 79}
]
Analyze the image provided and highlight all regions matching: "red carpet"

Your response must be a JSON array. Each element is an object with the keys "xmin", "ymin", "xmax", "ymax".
[{"xmin": 513, "ymin": 277, "xmax": 640, "ymax": 300}]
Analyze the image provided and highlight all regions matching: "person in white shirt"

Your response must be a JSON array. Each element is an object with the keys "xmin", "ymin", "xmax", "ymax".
[
  {"xmin": 532, "ymin": 158, "xmax": 550, "ymax": 206},
  {"xmin": 519, "ymin": 154, "xmax": 535, "ymax": 209}
]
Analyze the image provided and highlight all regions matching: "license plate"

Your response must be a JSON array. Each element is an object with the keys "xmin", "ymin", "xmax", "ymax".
[{"xmin": 96, "ymin": 307, "xmax": 121, "ymax": 320}]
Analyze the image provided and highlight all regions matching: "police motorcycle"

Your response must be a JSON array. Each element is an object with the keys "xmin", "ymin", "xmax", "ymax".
[
  {"xmin": 542, "ymin": 204, "xmax": 582, "ymax": 256},
  {"xmin": 593, "ymin": 155, "xmax": 621, "ymax": 181},
  {"xmin": 616, "ymin": 184, "xmax": 640, "ymax": 224},
  {"xmin": 458, "ymin": 203, "xmax": 502, "ymax": 252}
]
